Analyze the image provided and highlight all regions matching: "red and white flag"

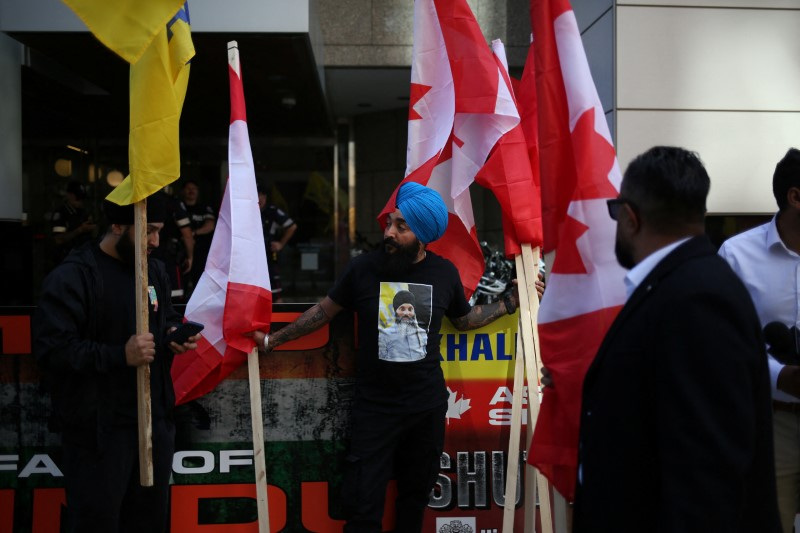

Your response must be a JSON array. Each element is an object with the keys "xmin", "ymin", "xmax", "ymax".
[
  {"xmin": 474, "ymin": 39, "xmax": 543, "ymax": 256},
  {"xmin": 379, "ymin": 0, "xmax": 519, "ymax": 296},
  {"xmin": 526, "ymin": 0, "xmax": 627, "ymax": 501},
  {"xmin": 171, "ymin": 43, "xmax": 272, "ymax": 405}
]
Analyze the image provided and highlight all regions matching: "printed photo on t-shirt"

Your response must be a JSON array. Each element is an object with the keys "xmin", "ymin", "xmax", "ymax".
[{"xmin": 377, "ymin": 282, "xmax": 432, "ymax": 362}]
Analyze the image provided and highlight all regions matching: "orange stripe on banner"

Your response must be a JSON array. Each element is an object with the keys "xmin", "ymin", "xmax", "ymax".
[
  {"xmin": 271, "ymin": 312, "xmax": 329, "ymax": 351},
  {"xmin": 0, "ymin": 316, "xmax": 31, "ymax": 355}
]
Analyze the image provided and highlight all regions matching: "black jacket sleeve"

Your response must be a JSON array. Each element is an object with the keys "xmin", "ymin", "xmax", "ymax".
[{"xmin": 33, "ymin": 263, "xmax": 127, "ymax": 374}]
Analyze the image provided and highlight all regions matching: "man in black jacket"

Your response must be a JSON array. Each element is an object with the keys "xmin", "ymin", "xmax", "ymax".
[
  {"xmin": 573, "ymin": 147, "xmax": 780, "ymax": 531},
  {"xmin": 34, "ymin": 197, "xmax": 198, "ymax": 533}
]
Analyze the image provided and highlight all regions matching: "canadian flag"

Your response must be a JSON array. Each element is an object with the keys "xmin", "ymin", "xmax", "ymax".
[
  {"xmin": 526, "ymin": 0, "xmax": 627, "ymax": 501},
  {"xmin": 171, "ymin": 43, "xmax": 272, "ymax": 405},
  {"xmin": 474, "ymin": 39, "xmax": 543, "ymax": 256},
  {"xmin": 379, "ymin": 0, "xmax": 519, "ymax": 296}
]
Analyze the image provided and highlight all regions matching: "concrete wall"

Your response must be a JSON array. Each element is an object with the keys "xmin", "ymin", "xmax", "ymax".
[
  {"xmin": 0, "ymin": 0, "xmax": 313, "ymax": 33},
  {"xmin": 320, "ymin": 0, "xmax": 531, "ymax": 67},
  {"xmin": 615, "ymin": 0, "xmax": 800, "ymax": 214}
]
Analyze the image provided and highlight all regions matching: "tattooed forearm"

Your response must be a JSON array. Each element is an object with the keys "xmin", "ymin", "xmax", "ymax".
[
  {"xmin": 268, "ymin": 304, "xmax": 331, "ymax": 350},
  {"xmin": 450, "ymin": 300, "xmax": 508, "ymax": 331}
]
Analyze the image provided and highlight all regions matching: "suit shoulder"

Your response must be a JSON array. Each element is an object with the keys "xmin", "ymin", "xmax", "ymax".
[{"xmin": 666, "ymin": 252, "xmax": 750, "ymax": 303}]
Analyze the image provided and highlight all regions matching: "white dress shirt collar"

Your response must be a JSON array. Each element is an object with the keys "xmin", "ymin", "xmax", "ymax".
[
  {"xmin": 624, "ymin": 237, "xmax": 692, "ymax": 300},
  {"xmin": 768, "ymin": 214, "xmax": 799, "ymax": 257}
]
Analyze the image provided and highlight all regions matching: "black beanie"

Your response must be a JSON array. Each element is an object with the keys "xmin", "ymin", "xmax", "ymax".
[{"xmin": 103, "ymin": 193, "xmax": 167, "ymax": 225}]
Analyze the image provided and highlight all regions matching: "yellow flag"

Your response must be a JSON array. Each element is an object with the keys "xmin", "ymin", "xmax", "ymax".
[
  {"xmin": 303, "ymin": 171, "xmax": 335, "ymax": 215},
  {"xmin": 62, "ymin": 0, "xmax": 186, "ymax": 64},
  {"xmin": 106, "ymin": 3, "xmax": 194, "ymax": 205}
]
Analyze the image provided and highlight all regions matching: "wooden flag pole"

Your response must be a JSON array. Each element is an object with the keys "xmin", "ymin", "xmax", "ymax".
[
  {"xmin": 520, "ymin": 245, "xmax": 554, "ymax": 533},
  {"xmin": 503, "ymin": 245, "xmax": 555, "ymax": 533},
  {"xmin": 134, "ymin": 200, "xmax": 154, "ymax": 486},
  {"xmin": 524, "ymin": 411, "xmax": 538, "ymax": 533},
  {"xmin": 501, "ymin": 319, "xmax": 527, "ymax": 533},
  {"xmin": 518, "ymin": 247, "xmax": 553, "ymax": 533},
  {"xmin": 248, "ymin": 346, "xmax": 271, "ymax": 533}
]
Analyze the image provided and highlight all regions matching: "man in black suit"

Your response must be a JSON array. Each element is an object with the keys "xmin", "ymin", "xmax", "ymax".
[{"xmin": 572, "ymin": 146, "xmax": 780, "ymax": 531}]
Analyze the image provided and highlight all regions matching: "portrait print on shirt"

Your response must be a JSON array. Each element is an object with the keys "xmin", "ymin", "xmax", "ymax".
[{"xmin": 378, "ymin": 282, "xmax": 433, "ymax": 362}]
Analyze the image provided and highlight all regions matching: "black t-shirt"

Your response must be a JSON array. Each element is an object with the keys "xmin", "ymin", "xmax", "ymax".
[
  {"xmin": 328, "ymin": 250, "xmax": 470, "ymax": 413},
  {"xmin": 92, "ymin": 246, "xmax": 174, "ymax": 422}
]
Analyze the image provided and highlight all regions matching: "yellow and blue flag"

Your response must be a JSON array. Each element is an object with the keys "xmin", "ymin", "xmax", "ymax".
[
  {"xmin": 62, "ymin": 0, "xmax": 186, "ymax": 64},
  {"xmin": 107, "ymin": 3, "xmax": 195, "ymax": 205},
  {"xmin": 62, "ymin": 0, "xmax": 194, "ymax": 205}
]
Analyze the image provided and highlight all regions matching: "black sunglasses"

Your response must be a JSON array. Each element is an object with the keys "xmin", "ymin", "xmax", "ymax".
[{"xmin": 606, "ymin": 197, "xmax": 637, "ymax": 221}]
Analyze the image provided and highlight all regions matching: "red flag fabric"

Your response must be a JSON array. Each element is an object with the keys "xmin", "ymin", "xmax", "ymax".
[
  {"xmin": 171, "ymin": 42, "xmax": 272, "ymax": 405},
  {"xmin": 526, "ymin": 0, "xmax": 627, "ymax": 500},
  {"xmin": 378, "ymin": 0, "xmax": 519, "ymax": 296},
  {"xmin": 474, "ymin": 39, "xmax": 543, "ymax": 257}
]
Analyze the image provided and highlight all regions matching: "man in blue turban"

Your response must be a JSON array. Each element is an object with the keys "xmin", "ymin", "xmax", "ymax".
[{"xmin": 250, "ymin": 181, "xmax": 518, "ymax": 532}]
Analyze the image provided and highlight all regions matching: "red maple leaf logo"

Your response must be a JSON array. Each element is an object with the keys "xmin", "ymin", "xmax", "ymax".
[
  {"xmin": 408, "ymin": 83, "xmax": 432, "ymax": 120},
  {"xmin": 551, "ymin": 107, "xmax": 620, "ymax": 274},
  {"xmin": 571, "ymin": 108, "xmax": 619, "ymax": 202}
]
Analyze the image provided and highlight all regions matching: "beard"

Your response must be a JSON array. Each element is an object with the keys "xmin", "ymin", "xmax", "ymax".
[
  {"xmin": 614, "ymin": 233, "xmax": 636, "ymax": 270},
  {"xmin": 397, "ymin": 318, "xmax": 419, "ymax": 337},
  {"xmin": 398, "ymin": 315, "xmax": 416, "ymax": 326},
  {"xmin": 115, "ymin": 227, "xmax": 136, "ymax": 266},
  {"xmin": 379, "ymin": 237, "xmax": 421, "ymax": 277}
]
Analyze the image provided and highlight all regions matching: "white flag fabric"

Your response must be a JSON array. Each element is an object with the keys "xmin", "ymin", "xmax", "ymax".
[{"xmin": 171, "ymin": 42, "xmax": 272, "ymax": 404}]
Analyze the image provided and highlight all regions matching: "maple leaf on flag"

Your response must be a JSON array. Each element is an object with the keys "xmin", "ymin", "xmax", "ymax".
[
  {"xmin": 408, "ymin": 82, "xmax": 432, "ymax": 120},
  {"xmin": 446, "ymin": 387, "xmax": 471, "ymax": 423}
]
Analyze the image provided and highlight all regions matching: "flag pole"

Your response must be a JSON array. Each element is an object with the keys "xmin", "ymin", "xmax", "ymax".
[
  {"xmin": 247, "ymin": 345, "xmax": 270, "ymax": 533},
  {"xmin": 520, "ymin": 244, "xmax": 556, "ymax": 533},
  {"xmin": 502, "ymin": 318, "xmax": 526, "ymax": 533},
  {"xmin": 228, "ymin": 39, "xmax": 271, "ymax": 533},
  {"xmin": 135, "ymin": 199, "xmax": 154, "ymax": 486},
  {"xmin": 502, "ymin": 245, "xmax": 557, "ymax": 533}
]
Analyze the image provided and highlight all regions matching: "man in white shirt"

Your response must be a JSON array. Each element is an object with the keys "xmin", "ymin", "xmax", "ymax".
[{"xmin": 719, "ymin": 147, "xmax": 800, "ymax": 533}]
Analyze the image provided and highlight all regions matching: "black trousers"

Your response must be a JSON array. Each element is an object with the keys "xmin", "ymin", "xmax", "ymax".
[
  {"xmin": 342, "ymin": 403, "xmax": 447, "ymax": 533},
  {"xmin": 60, "ymin": 420, "xmax": 175, "ymax": 533}
]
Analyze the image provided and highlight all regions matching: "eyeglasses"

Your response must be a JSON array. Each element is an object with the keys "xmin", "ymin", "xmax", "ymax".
[{"xmin": 606, "ymin": 197, "xmax": 637, "ymax": 221}]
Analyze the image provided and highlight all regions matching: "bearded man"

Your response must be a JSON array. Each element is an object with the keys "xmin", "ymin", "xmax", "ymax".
[
  {"xmin": 34, "ymin": 198, "xmax": 199, "ymax": 533},
  {"xmin": 571, "ymin": 146, "xmax": 779, "ymax": 532},
  {"xmin": 250, "ymin": 182, "xmax": 518, "ymax": 532}
]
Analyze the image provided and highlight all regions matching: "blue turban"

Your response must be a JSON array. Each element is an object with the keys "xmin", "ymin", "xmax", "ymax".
[{"xmin": 395, "ymin": 182, "xmax": 448, "ymax": 244}]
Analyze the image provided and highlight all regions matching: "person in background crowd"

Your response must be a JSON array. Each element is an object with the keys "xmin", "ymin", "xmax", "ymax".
[
  {"xmin": 248, "ymin": 182, "xmax": 520, "ymax": 533},
  {"xmin": 34, "ymin": 196, "xmax": 199, "ymax": 533},
  {"xmin": 570, "ymin": 146, "xmax": 779, "ymax": 532},
  {"xmin": 51, "ymin": 180, "xmax": 96, "ymax": 265},
  {"xmin": 258, "ymin": 184, "xmax": 297, "ymax": 302},
  {"xmin": 152, "ymin": 190, "xmax": 194, "ymax": 302},
  {"xmin": 180, "ymin": 180, "xmax": 216, "ymax": 295},
  {"xmin": 719, "ymin": 147, "xmax": 800, "ymax": 533}
]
